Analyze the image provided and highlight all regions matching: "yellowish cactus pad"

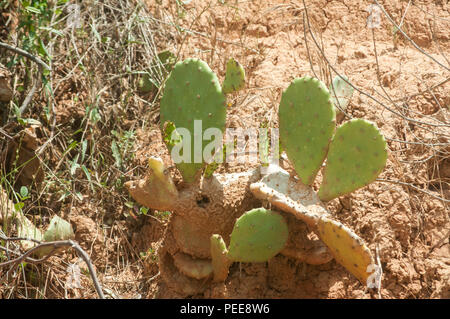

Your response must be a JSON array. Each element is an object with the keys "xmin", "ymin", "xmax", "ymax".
[
  {"xmin": 210, "ymin": 234, "xmax": 232, "ymax": 282},
  {"xmin": 317, "ymin": 217, "xmax": 375, "ymax": 284},
  {"xmin": 172, "ymin": 252, "xmax": 213, "ymax": 280},
  {"xmin": 124, "ymin": 156, "xmax": 178, "ymax": 211}
]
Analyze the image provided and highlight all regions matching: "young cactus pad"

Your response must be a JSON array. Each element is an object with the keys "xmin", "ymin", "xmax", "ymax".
[
  {"xmin": 329, "ymin": 75, "xmax": 354, "ymax": 115},
  {"xmin": 317, "ymin": 217, "xmax": 375, "ymax": 284},
  {"xmin": 124, "ymin": 156, "xmax": 178, "ymax": 211},
  {"xmin": 210, "ymin": 234, "xmax": 232, "ymax": 282},
  {"xmin": 279, "ymin": 77, "xmax": 336, "ymax": 185},
  {"xmin": 222, "ymin": 58, "xmax": 245, "ymax": 94},
  {"xmin": 160, "ymin": 58, "xmax": 227, "ymax": 183},
  {"xmin": 318, "ymin": 119, "xmax": 387, "ymax": 201},
  {"xmin": 43, "ymin": 216, "xmax": 74, "ymax": 242},
  {"xmin": 227, "ymin": 208, "xmax": 289, "ymax": 263}
]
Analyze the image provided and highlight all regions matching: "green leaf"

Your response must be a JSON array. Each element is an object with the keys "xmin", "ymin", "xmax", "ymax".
[
  {"xmin": 89, "ymin": 107, "xmax": 101, "ymax": 124},
  {"xmin": 43, "ymin": 216, "xmax": 75, "ymax": 242},
  {"xmin": 57, "ymin": 191, "xmax": 70, "ymax": 202},
  {"xmin": 20, "ymin": 118, "xmax": 42, "ymax": 126},
  {"xmin": 125, "ymin": 201, "xmax": 134, "ymax": 209},
  {"xmin": 70, "ymin": 154, "xmax": 80, "ymax": 176},
  {"xmin": 25, "ymin": 6, "xmax": 41, "ymax": 14},
  {"xmin": 14, "ymin": 202, "xmax": 25, "ymax": 212},
  {"xmin": 75, "ymin": 192, "xmax": 83, "ymax": 201},
  {"xmin": 81, "ymin": 139, "xmax": 87, "ymax": 162},
  {"xmin": 81, "ymin": 165, "xmax": 94, "ymax": 192},
  {"xmin": 38, "ymin": 38, "xmax": 50, "ymax": 59},
  {"xmin": 67, "ymin": 140, "xmax": 79, "ymax": 151},
  {"xmin": 111, "ymin": 140, "xmax": 122, "ymax": 168},
  {"xmin": 39, "ymin": 26, "xmax": 64, "ymax": 37},
  {"xmin": 20, "ymin": 186, "xmax": 29, "ymax": 198},
  {"xmin": 90, "ymin": 23, "xmax": 102, "ymax": 43}
]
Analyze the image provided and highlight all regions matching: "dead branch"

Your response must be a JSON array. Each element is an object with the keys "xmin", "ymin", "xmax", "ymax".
[
  {"xmin": 0, "ymin": 42, "xmax": 51, "ymax": 116},
  {"xmin": 0, "ymin": 42, "xmax": 50, "ymax": 71},
  {"xmin": 0, "ymin": 235, "xmax": 105, "ymax": 299}
]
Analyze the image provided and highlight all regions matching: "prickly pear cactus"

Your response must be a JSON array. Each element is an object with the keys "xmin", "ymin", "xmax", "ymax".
[
  {"xmin": 172, "ymin": 252, "xmax": 213, "ymax": 280},
  {"xmin": 279, "ymin": 76, "xmax": 336, "ymax": 185},
  {"xmin": 156, "ymin": 50, "xmax": 176, "ymax": 71},
  {"xmin": 250, "ymin": 166, "xmax": 377, "ymax": 285},
  {"xmin": 249, "ymin": 84, "xmax": 388, "ymax": 285},
  {"xmin": 227, "ymin": 208, "xmax": 288, "ymax": 262},
  {"xmin": 160, "ymin": 58, "xmax": 227, "ymax": 183},
  {"xmin": 126, "ymin": 156, "xmax": 178, "ymax": 211},
  {"xmin": 129, "ymin": 68, "xmax": 387, "ymax": 293},
  {"xmin": 250, "ymin": 165, "xmax": 329, "ymax": 227},
  {"xmin": 318, "ymin": 119, "xmax": 388, "ymax": 201},
  {"xmin": 222, "ymin": 58, "xmax": 245, "ymax": 94},
  {"xmin": 126, "ymin": 156, "xmax": 262, "ymax": 295}
]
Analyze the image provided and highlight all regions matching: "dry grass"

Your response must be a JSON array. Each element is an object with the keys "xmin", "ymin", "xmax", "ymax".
[{"xmin": 0, "ymin": 0, "xmax": 177, "ymax": 299}]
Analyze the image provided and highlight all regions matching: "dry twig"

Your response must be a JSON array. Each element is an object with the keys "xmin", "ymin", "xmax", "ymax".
[
  {"xmin": 0, "ymin": 41, "xmax": 51, "ymax": 115},
  {"xmin": 0, "ymin": 235, "xmax": 105, "ymax": 299}
]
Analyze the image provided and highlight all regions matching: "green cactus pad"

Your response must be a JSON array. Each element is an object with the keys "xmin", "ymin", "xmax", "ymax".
[
  {"xmin": 318, "ymin": 119, "xmax": 387, "ymax": 201},
  {"xmin": 279, "ymin": 77, "xmax": 336, "ymax": 185},
  {"xmin": 222, "ymin": 58, "xmax": 245, "ymax": 94},
  {"xmin": 160, "ymin": 58, "xmax": 226, "ymax": 183},
  {"xmin": 210, "ymin": 234, "xmax": 231, "ymax": 282},
  {"xmin": 329, "ymin": 75, "xmax": 354, "ymax": 115},
  {"xmin": 138, "ymin": 74, "xmax": 156, "ymax": 94},
  {"xmin": 228, "ymin": 208, "xmax": 288, "ymax": 263}
]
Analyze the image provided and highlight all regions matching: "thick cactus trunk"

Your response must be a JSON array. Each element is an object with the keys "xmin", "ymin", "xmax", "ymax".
[{"xmin": 126, "ymin": 165, "xmax": 261, "ymax": 295}]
